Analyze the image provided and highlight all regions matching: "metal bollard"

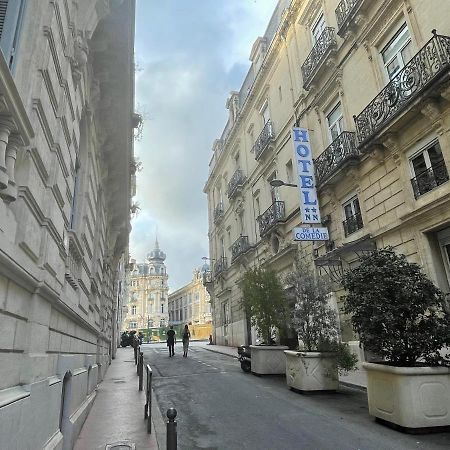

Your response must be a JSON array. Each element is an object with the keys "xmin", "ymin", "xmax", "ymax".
[
  {"xmin": 145, "ymin": 364, "xmax": 152, "ymax": 433},
  {"xmin": 134, "ymin": 342, "xmax": 138, "ymax": 365},
  {"xmin": 138, "ymin": 352, "xmax": 144, "ymax": 391},
  {"xmin": 136, "ymin": 346, "xmax": 141, "ymax": 374},
  {"xmin": 166, "ymin": 408, "xmax": 177, "ymax": 450}
]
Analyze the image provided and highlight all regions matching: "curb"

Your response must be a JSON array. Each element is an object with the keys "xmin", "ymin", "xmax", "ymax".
[
  {"xmin": 339, "ymin": 381, "xmax": 367, "ymax": 392},
  {"xmin": 203, "ymin": 346, "xmax": 238, "ymax": 359}
]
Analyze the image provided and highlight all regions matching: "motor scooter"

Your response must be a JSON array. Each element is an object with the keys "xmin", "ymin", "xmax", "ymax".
[{"xmin": 237, "ymin": 345, "xmax": 251, "ymax": 373}]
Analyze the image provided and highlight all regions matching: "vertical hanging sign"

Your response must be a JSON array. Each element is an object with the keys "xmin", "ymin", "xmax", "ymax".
[{"xmin": 292, "ymin": 128, "xmax": 321, "ymax": 224}]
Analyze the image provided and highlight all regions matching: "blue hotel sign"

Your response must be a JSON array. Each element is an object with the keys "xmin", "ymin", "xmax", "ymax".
[{"xmin": 292, "ymin": 128, "xmax": 321, "ymax": 224}]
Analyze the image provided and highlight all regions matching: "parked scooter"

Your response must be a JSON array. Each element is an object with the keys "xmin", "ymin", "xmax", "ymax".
[{"xmin": 237, "ymin": 345, "xmax": 251, "ymax": 373}]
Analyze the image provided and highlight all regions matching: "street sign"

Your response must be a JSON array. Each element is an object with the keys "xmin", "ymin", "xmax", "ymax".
[{"xmin": 293, "ymin": 227, "xmax": 329, "ymax": 241}]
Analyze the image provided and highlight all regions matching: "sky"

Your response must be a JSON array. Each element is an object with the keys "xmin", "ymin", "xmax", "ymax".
[{"xmin": 131, "ymin": 0, "xmax": 278, "ymax": 292}]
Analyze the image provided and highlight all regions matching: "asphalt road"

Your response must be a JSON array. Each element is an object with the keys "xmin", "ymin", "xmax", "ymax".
[{"xmin": 142, "ymin": 342, "xmax": 450, "ymax": 450}]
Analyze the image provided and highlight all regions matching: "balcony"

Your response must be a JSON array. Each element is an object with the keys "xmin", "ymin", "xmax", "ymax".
[
  {"xmin": 355, "ymin": 31, "xmax": 450, "ymax": 148},
  {"xmin": 231, "ymin": 236, "xmax": 250, "ymax": 262},
  {"xmin": 213, "ymin": 202, "xmax": 224, "ymax": 224},
  {"xmin": 214, "ymin": 256, "xmax": 228, "ymax": 277},
  {"xmin": 301, "ymin": 27, "xmax": 337, "ymax": 90},
  {"xmin": 253, "ymin": 120, "xmax": 275, "ymax": 161},
  {"xmin": 257, "ymin": 201, "xmax": 285, "ymax": 237},
  {"xmin": 410, "ymin": 160, "xmax": 449, "ymax": 199},
  {"xmin": 315, "ymin": 132, "xmax": 359, "ymax": 186},
  {"xmin": 343, "ymin": 212, "xmax": 364, "ymax": 237},
  {"xmin": 227, "ymin": 169, "xmax": 246, "ymax": 199},
  {"xmin": 335, "ymin": 0, "xmax": 364, "ymax": 37}
]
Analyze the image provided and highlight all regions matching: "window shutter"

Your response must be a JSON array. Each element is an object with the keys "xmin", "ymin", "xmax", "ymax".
[{"xmin": 0, "ymin": 0, "xmax": 8, "ymax": 37}]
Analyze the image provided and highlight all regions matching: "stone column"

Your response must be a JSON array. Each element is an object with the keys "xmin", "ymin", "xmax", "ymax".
[
  {"xmin": 1, "ymin": 134, "xmax": 21, "ymax": 202},
  {"xmin": 0, "ymin": 117, "xmax": 14, "ymax": 190}
]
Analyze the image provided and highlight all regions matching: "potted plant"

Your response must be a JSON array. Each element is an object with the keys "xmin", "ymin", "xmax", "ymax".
[
  {"xmin": 240, "ymin": 267, "xmax": 289, "ymax": 375},
  {"xmin": 284, "ymin": 260, "xmax": 357, "ymax": 391},
  {"xmin": 342, "ymin": 248, "xmax": 450, "ymax": 429}
]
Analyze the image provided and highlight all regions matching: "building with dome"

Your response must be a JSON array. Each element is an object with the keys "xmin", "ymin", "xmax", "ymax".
[{"xmin": 123, "ymin": 239, "xmax": 169, "ymax": 339}]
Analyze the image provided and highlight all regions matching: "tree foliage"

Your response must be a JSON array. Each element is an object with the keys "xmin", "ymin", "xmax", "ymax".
[
  {"xmin": 240, "ymin": 267, "xmax": 287, "ymax": 344},
  {"xmin": 342, "ymin": 248, "xmax": 450, "ymax": 367},
  {"xmin": 284, "ymin": 259, "xmax": 338, "ymax": 352}
]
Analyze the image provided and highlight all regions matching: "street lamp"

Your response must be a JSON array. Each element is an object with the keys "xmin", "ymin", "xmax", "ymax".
[
  {"xmin": 269, "ymin": 179, "xmax": 297, "ymax": 188},
  {"xmin": 147, "ymin": 315, "xmax": 150, "ymax": 343}
]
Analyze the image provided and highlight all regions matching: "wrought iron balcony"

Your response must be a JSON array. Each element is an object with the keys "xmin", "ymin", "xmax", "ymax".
[
  {"xmin": 253, "ymin": 120, "xmax": 274, "ymax": 161},
  {"xmin": 231, "ymin": 236, "xmax": 250, "ymax": 262},
  {"xmin": 410, "ymin": 160, "xmax": 449, "ymax": 199},
  {"xmin": 343, "ymin": 212, "xmax": 364, "ymax": 237},
  {"xmin": 315, "ymin": 132, "xmax": 359, "ymax": 185},
  {"xmin": 355, "ymin": 31, "xmax": 450, "ymax": 147},
  {"xmin": 213, "ymin": 202, "xmax": 224, "ymax": 224},
  {"xmin": 301, "ymin": 27, "xmax": 337, "ymax": 90},
  {"xmin": 257, "ymin": 201, "xmax": 285, "ymax": 237},
  {"xmin": 214, "ymin": 256, "xmax": 227, "ymax": 277},
  {"xmin": 227, "ymin": 169, "xmax": 246, "ymax": 199},
  {"xmin": 336, "ymin": 0, "xmax": 363, "ymax": 36}
]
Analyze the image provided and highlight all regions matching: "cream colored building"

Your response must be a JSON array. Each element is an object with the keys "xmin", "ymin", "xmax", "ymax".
[
  {"xmin": 0, "ymin": 1, "xmax": 136, "ymax": 449},
  {"xmin": 168, "ymin": 268, "xmax": 212, "ymax": 326},
  {"xmin": 204, "ymin": 0, "xmax": 450, "ymax": 347},
  {"xmin": 123, "ymin": 240, "xmax": 170, "ymax": 333}
]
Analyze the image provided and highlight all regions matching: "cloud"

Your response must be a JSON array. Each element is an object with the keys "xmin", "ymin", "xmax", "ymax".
[{"xmin": 131, "ymin": 0, "xmax": 277, "ymax": 291}]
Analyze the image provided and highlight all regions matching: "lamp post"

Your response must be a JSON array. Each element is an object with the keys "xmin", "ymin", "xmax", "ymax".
[
  {"xmin": 269, "ymin": 179, "xmax": 297, "ymax": 188},
  {"xmin": 147, "ymin": 315, "xmax": 150, "ymax": 343}
]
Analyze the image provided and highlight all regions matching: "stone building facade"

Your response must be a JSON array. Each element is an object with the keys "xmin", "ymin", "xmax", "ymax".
[
  {"xmin": 204, "ymin": 0, "xmax": 450, "ymax": 347},
  {"xmin": 168, "ymin": 268, "xmax": 212, "ymax": 327},
  {"xmin": 122, "ymin": 240, "xmax": 170, "ymax": 335},
  {"xmin": 0, "ymin": 1, "xmax": 135, "ymax": 449}
]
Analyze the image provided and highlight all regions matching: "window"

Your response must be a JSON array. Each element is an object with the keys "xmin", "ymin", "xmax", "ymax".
[
  {"xmin": 129, "ymin": 322, "xmax": 137, "ymax": 329},
  {"xmin": 409, "ymin": 140, "xmax": 449, "ymax": 198},
  {"xmin": 131, "ymin": 305, "xmax": 136, "ymax": 315},
  {"xmin": 286, "ymin": 160, "xmax": 293, "ymax": 184},
  {"xmin": 268, "ymin": 172, "xmax": 280, "ymax": 203},
  {"xmin": 69, "ymin": 157, "xmax": 81, "ymax": 229},
  {"xmin": 0, "ymin": 0, "xmax": 26, "ymax": 69},
  {"xmin": 260, "ymin": 102, "xmax": 270, "ymax": 125},
  {"xmin": 381, "ymin": 23, "xmax": 413, "ymax": 80},
  {"xmin": 161, "ymin": 303, "xmax": 164, "ymax": 314},
  {"xmin": 327, "ymin": 103, "xmax": 344, "ymax": 142},
  {"xmin": 312, "ymin": 13, "xmax": 326, "ymax": 43},
  {"xmin": 342, "ymin": 196, "xmax": 363, "ymax": 237}
]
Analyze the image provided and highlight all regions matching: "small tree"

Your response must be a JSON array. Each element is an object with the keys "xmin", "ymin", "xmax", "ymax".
[
  {"xmin": 240, "ymin": 267, "xmax": 287, "ymax": 345},
  {"xmin": 342, "ymin": 248, "xmax": 450, "ymax": 367},
  {"xmin": 285, "ymin": 261, "xmax": 337, "ymax": 351}
]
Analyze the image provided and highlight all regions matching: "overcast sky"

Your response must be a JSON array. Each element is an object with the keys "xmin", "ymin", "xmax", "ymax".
[{"xmin": 131, "ymin": 0, "xmax": 278, "ymax": 291}]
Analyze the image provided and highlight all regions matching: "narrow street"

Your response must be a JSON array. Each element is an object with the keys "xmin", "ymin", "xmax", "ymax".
[{"xmin": 142, "ymin": 342, "xmax": 450, "ymax": 450}]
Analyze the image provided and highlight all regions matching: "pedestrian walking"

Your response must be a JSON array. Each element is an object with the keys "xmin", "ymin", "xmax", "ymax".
[
  {"xmin": 167, "ymin": 325, "xmax": 176, "ymax": 357},
  {"xmin": 182, "ymin": 324, "xmax": 191, "ymax": 358}
]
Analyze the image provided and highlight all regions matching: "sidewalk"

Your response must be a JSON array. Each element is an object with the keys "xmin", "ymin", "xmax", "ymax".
[
  {"xmin": 74, "ymin": 347, "xmax": 159, "ymax": 450},
  {"xmin": 204, "ymin": 344, "xmax": 368, "ymax": 390}
]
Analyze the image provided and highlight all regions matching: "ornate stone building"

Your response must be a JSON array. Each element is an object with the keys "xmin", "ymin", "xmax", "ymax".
[
  {"xmin": 204, "ymin": 0, "xmax": 450, "ymax": 347},
  {"xmin": 0, "ymin": 1, "xmax": 136, "ymax": 449},
  {"xmin": 168, "ymin": 267, "xmax": 212, "ymax": 327},
  {"xmin": 123, "ymin": 240, "xmax": 170, "ymax": 335}
]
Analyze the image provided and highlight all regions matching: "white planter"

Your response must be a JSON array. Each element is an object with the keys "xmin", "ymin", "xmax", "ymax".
[
  {"xmin": 364, "ymin": 362, "xmax": 450, "ymax": 429},
  {"xmin": 250, "ymin": 345, "xmax": 288, "ymax": 375},
  {"xmin": 284, "ymin": 351, "xmax": 338, "ymax": 391}
]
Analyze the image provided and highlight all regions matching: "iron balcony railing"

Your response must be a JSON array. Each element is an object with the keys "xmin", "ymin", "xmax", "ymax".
[
  {"xmin": 257, "ymin": 201, "xmax": 285, "ymax": 237},
  {"xmin": 231, "ymin": 236, "xmax": 250, "ymax": 262},
  {"xmin": 355, "ymin": 31, "xmax": 450, "ymax": 146},
  {"xmin": 336, "ymin": 0, "xmax": 363, "ymax": 36},
  {"xmin": 301, "ymin": 27, "xmax": 337, "ymax": 90},
  {"xmin": 315, "ymin": 132, "xmax": 359, "ymax": 185},
  {"xmin": 214, "ymin": 256, "xmax": 227, "ymax": 277},
  {"xmin": 227, "ymin": 169, "xmax": 246, "ymax": 199},
  {"xmin": 213, "ymin": 202, "xmax": 224, "ymax": 224},
  {"xmin": 410, "ymin": 160, "xmax": 449, "ymax": 199},
  {"xmin": 343, "ymin": 212, "xmax": 364, "ymax": 237},
  {"xmin": 253, "ymin": 120, "xmax": 274, "ymax": 161}
]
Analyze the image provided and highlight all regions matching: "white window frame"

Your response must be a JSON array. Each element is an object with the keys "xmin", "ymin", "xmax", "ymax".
[
  {"xmin": 380, "ymin": 22, "xmax": 412, "ymax": 81},
  {"xmin": 326, "ymin": 102, "xmax": 344, "ymax": 143},
  {"xmin": 260, "ymin": 101, "xmax": 270, "ymax": 125},
  {"xmin": 342, "ymin": 194, "xmax": 361, "ymax": 221},
  {"xmin": 312, "ymin": 13, "xmax": 326, "ymax": 44},
  {"xmin": 408, "ymin": 139, "xmax": 442, "ymax": 179}
]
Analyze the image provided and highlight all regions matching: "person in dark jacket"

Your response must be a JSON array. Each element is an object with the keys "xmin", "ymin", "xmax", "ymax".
[
  {"xmin": 166, "ymin": 325, "xmax": 176, "ymax": 357},
  {"xmin": 182, "ymin": 324, "xmax": 191, "ymax": 358}
]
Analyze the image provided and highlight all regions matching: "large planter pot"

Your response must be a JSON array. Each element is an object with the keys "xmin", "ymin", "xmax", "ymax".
[
  {"xmin": 364, "ymin": 362, "xmax": 450, "ymax": 429},
  {"xmin": 284, "ymin": 351, "xmax": 338, "ymax": 391},
  {"xmin": 250, "ymin": 345, "xmax": 288, "ymax": 375}
]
